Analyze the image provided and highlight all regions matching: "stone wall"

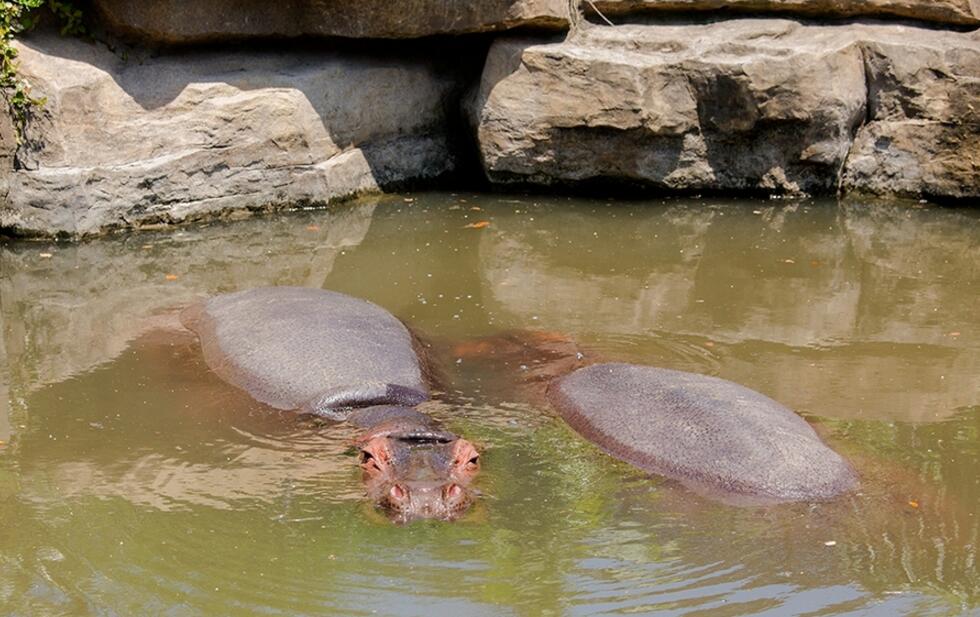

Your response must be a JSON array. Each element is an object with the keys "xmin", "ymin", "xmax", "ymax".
[
  {"xmin": 3, "ymin": 34, "xmax": 457, "ymax": 237},
  {"xmin": 471, "ymin": 21, "xmax": 979, "ymax": 197},
  {"xmin": 591, "ymin": 0, "xmax": 980, "ymax": 26},
  {"xmin": 91, "ymin": 0, "xmax": 570, "ymax": 43},
  {"xmin": 0, "ymin": 1, "xmax": 977, "ymax": 237}
]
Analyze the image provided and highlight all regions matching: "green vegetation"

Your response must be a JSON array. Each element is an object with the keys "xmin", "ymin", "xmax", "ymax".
[{"xmin": 1, "ymin": 0, "xmax": 83, "ymax": 137}]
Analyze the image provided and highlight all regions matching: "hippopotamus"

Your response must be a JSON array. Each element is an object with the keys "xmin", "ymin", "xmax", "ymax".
[
  {"xmin": 181, "ymin": 286, "xmax": 856, "ymax": 521},
  {"xmin": 549, "ymin": 364, "xmax": 858, "ymax": 504},
  {"xmin": 180, "ymin": 287, "xmax": 480, "ymax": 522}
]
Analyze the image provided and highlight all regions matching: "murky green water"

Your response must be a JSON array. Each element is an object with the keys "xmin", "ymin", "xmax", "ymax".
[{"xmin": 1, "ymin": 193, "xmax": 978, "ymax": 616}]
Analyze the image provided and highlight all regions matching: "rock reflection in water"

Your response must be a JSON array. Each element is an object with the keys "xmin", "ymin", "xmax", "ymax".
[
  {"xmin": 0, "ymin": 319, "xmax": 9, "ymax": 444},
  {"xmin": 477, "ymin": 199, "xmax": 980, "ymax": 422},
  {"xmin": 16, "ymin": 328, "xmax": 363, "ymax": 513},
  {"xmin": 0, "ymin": 200, "xmax": 376, "ymax": 396}
]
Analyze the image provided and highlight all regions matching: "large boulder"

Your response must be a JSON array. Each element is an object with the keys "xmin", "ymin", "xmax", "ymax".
[
  {"xmin": 841, "ymin": 37, "xmax": 980, "ymax": 199},
  {"xmin": 471, "ymin": 20, "xmax": 980, "ymax": 199},
  {"xmin": 92, "ymin": 0, "xmax": 569, "ymax": 44},
  {"xmin": 590, "ymin": 0, "xmax": 980, "ymax": 27},
  {"xmin": 2, "ymin": 34, "xmax": 456, "ymax": 237}
]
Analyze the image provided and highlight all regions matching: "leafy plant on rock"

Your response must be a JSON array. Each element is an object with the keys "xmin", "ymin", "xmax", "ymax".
[{"xmin": 2, "ymin": 0, "xmax": 84, "ymax": 138}]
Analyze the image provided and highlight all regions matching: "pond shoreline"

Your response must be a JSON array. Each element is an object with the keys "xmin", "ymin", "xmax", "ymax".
[{"xmin": 2, "ymin": 2, "xmax": 978, "ymax": 238}]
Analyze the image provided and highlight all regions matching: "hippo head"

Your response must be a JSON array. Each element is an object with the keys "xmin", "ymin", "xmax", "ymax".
[{"xmin": 356, "ymin": 418, "xmax": 480, "ymax": 523}]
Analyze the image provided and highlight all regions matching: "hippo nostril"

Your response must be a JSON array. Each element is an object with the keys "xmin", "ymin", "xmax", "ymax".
[
  {"xmin": 389, "ymin": 484, "xmax": 408, "ymax": 503},
  {"xmin": 443, "ymin": 483, "xmax": 463, "ymax": 501}
]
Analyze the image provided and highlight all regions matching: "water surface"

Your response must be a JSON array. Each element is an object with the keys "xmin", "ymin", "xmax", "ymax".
[{"xmin": 1, "ymin": 193, "xmax": 978, "ymax": 616}]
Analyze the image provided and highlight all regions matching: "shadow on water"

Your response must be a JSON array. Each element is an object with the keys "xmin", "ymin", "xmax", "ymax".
[{"xmin": 0, "ymin": 193, "xmax": 978, "ymax": 615}]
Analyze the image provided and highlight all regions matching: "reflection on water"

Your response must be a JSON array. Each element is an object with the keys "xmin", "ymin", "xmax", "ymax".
[
  {"xmin": 478, "ymin": 200, "xmax": 979, "ymax": 422},
  {"xmin": 0, "ymin": 193, "xmax": 978, "ymax": 616}
]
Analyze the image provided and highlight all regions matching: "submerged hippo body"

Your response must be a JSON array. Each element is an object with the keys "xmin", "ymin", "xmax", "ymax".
[
  {"xmin": 549, "ymin": 363, "xmax": 858, "ymax": 504},
  {"xmin": 181, "ymin": 287, "xmax": 478, "ymax": 522},
  {"xmin": 181, "ymin": 287, "xmax": 429, "ymax": 418},
  {"xmin": 183, "ymin": 287, "xmax": 855, "ymax": 517}
]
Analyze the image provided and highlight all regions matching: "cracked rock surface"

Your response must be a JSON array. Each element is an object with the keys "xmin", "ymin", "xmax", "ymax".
[
  {"xmin": 591, "ymin": 0, "xmax": 980, "ymax": 27},
  {"xmin": 471, "ymin": 20, "xmax": 980, "ymax": 198},
  {"xmin": 92, "ymin": 0, "xmax": 569, "ymax": 44},
  {"xmin": 3, "ymin": 34, "xmax": 456, "ymax": 237}
]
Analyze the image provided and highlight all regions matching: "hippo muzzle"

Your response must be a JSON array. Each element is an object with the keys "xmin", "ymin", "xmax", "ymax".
[{"xmin": 357, "ymin": 420, "xmax": 480, "ymax": 523}]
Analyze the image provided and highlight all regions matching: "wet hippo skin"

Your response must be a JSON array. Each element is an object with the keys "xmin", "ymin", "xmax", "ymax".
[
  {"xmin": 181, "ymin": 287, "xmax": 478, "ymax": 522},
  {"xmin": 549, "ymin": 363, "xmax": 859, "ymax": 504},
  {"xmin": 181, "ymin": 287, "xmax": 428, "ymax": 417}
]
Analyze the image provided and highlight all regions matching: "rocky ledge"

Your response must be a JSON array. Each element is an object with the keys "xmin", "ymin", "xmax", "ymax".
[
  {"xmin": 89, "ymin": 0, "xmax": 979, "ymax": 44},
  {"xmin": 471, "ymin": 20, "xmax": 979, "ymax": 197},
  {"xmin": 2, "ymin": 35, "xmax": 456, "ymax": 236},
  {"xmin": 591, "ymin": 0, "xmax": 980, "ymax": 27},
  {"xmin": 91, "ymin": 0, "xmax": 569, "ymax": 43},
  {"xmin": 1, "ymin": 1, "xmax": 978, "ymax": 237}
]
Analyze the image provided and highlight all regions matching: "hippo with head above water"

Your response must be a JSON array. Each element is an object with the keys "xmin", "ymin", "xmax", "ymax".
[
  {"xmin": 182, "ymin": 286, "xmax": 856, "ymax": 521},
  {"xmin": 181, "ymin": 287, "xmax": 480, "ymax": 522}
]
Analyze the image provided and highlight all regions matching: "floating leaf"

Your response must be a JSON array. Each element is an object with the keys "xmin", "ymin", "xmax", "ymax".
[
  {"xmin": 464, "ymin": 221, "xmax": 491, "ymax": 229},
  {"xmin": 306, "ymin": 225, "xmax": 320, "ymax": 232},
  {"xmin": 164, "ymin": 274, "xmax": 179, "ymax": 281}
]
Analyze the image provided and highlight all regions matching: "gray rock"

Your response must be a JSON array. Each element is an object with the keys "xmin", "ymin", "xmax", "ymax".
[
  {"xmin": 3, "ymin": 34, "xmax": 456, "ymax": 237},
  {"xmin": 472, "ymin": 20, "xmax": 980, "ymax": 199},
  {"xmin": 590, "ymin": 0, "xmax": 980, "ymax": 27},
  {"xmin": 0, "ymin": 107, "xmax": 14, "ymax": 211},
  {"xmin": 92, "ymin": 0, "xmax": 569, "ymax": 44},
  {"xmin": 181, "ymin": 287, "xmax": 428, "ymax": 413},
  {"xmin": 549, "ymin": 363, "xmax": 859, "ymax": 503},
  {"xmin": 842, "ymin": 39, "xmax": 980, "ymax": 198}
]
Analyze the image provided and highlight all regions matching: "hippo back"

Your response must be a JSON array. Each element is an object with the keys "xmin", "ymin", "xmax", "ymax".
[
  {"xmin": 549, "ymin": 363, "xmax": 857, "ymax": 504},
  {"xmin": 181, "ymin": 287, "xmax": 428, "ymax": 413}
]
